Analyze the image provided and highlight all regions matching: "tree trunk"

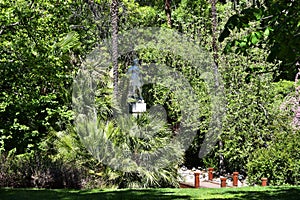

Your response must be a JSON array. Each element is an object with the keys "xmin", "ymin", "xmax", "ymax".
[
  {"xmin": 111, "ymin": 0, "xmax": 119, "ymax": 97},
  {"xmin": 211, "ymin": 0, "xmax": 218, "ymax": 62},
  {"xmin": 165, "ymin": 0, "xmax": 172, "ymax": 28},
  {"xmin": 211, "ymin": 0, "xmax": 225, "ymax": 174}
]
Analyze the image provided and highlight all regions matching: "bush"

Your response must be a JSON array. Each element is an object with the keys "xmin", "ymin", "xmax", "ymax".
[
  {"xmin": 247, "ymin": 128, "xmax": 300, "ymax": 186},
  {"xmin": 0, "ymin": 150, "xmax": 103, "ymax": 189}
]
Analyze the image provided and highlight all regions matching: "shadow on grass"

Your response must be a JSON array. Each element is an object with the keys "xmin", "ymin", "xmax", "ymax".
[
  {"xmin": 1, "ymin": 187, "xmax": 300, "ymax": 200},
  {"xmin": 207, "ymin": 187, "xmax": 300, "ymax": 200},
  {"xmin": 0, "ymin": 188, "xmax": 191, "ymax": 200}
]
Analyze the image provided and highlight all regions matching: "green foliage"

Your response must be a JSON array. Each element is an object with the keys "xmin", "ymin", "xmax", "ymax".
[
  {"xmin": 74, "ymin": 117, "xmax": 183, "ymax": 188},
  {"xmin": 172, "ymin": 0, "xmax": 212, "ymax": 48},
  {"xmin": 219, "ymin": 0, "xmax": 300, "ymax": 80},
  {"xmin": 217, "ymin": 46, "xmax": 280, "ymax": 173},
  {"xmin": 73, "ymin": 62, "xmax": 186, "ymax": 188},
  {"xmin": 1, "ymin": 0, "xmax": 300, "ymax": 189},
  {"xmin": 0, "ymin": 0, "xmax": 79, "ymax": 153},
  {"xmin": 272, "ymin": 80, "xmax": 294, "ymax": 97},
  {"xmin": 0, "ymin": 149, "xmax": 85, "ymax": 188},
  {"xmin": 247, "ymin": 126, "xmax": 300, "ymax": 186},
  {"xmin": 120, "ymin": 0, "xmax": 161, "ymax": 28},
  {"xmin": 0, "ymin": 125, "xmax": 111, "ymax": 189}
]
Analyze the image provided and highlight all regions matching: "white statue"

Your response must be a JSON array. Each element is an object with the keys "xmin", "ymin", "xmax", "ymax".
[{"xmin": 127, "ymin": 59, "xmax": 143, "ymax": 101}]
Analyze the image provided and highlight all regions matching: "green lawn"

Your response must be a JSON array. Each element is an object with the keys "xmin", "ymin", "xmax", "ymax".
[{"xmin": 0, "ymin": 186, "xmax": 299, "ymax": 200}]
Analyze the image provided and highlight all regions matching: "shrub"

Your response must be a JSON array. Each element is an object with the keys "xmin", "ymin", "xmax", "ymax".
[
  {"xmin": 247, "ymin": 127, "xmax": 300, "ymax": 186},
  {"xmin": 0, "ymin": 149, "xmax": 101, "ymax": 189}
]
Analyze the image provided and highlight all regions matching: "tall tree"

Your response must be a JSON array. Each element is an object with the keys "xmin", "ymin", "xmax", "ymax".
[
  {"xmin": 165, "ymin": 0, "xmax": 172, "ymax": 28},
  {"xmin": 0, "ymin": 0, "xmax": 80, "ymax": 153},
  {"xmin": 210, "ymin": 0, "xmax": 225, "ymax": 174},
  {"xmin": 111, "ymin": 0, "xmax": 119, "ymax": 97}
]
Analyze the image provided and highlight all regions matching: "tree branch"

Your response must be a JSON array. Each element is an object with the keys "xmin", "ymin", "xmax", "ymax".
[{"xmin": 0, "ymin": 22, "xmax": 20, "ymax": 35}]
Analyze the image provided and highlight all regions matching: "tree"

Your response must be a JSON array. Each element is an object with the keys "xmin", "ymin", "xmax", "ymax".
[
  {"xmin": 217, "ymin": 46, "xmax": 280, "ymax": 175},
  {"xmin": 219, "ymin": 0, "xmax": 300, "ymax": 80},
  {"xmin": 210, "ymin": 0, "xmax": 225, "ymax": 174},
  {"xmin": 0, "ymin": 0, "xmax": 80, "ymax": 153},
  {"xmin": 111, "ymin": 0, "xmax": 119, "ymax": 97},
  {"xmin": 165, "ymin": 0, "xmax": 172, "ymax": 28}
]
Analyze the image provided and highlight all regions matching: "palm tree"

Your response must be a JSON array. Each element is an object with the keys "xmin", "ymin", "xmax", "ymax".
[{"xmin": 111, "ymin": 0, "xmax": 119, "ymax": 97}]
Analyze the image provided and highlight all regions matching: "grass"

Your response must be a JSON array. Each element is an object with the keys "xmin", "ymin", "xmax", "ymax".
[{"xmin": 0, "ymin": 186, "xmax": 299, "ymax": 200}]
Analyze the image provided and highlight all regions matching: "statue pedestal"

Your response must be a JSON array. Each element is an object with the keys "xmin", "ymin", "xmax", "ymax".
[{"xmin": 130, "ymin": 101, "xmax": 146, "ymax": 114}]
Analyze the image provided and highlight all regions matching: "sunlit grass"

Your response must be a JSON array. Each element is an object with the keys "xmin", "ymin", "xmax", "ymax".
[{"xmin": 0, "ymin": 186, "xmax": 299, "ymax": 200}]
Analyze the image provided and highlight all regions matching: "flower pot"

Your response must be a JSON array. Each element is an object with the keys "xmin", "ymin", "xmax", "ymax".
[
  {"xmin": 208, "ymin": 168, "xmax": 214, "ymax": 181},
  {"xmin": 233, "ymin": 172, "xmax": 239, "ymax": 187},
  {"xmin": 220, "ymin": 177, "xmax": 227, "ymax": 187},
  {"xmin": 261, "ymin": 178, "xmax": 268, "ymax": 186},
  {"xmin": 194, "ymin": 171, "xmax": 201, "ymax": 188}
]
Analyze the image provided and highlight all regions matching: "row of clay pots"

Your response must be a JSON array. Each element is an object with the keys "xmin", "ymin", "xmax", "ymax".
[{"xmin": 194, "ymin": 168, "xmax": 268, "ymax": 188}]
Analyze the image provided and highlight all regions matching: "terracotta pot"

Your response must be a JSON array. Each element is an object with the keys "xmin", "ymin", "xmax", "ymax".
[
  {"xmin": 208, "ymin": 168, "xmax": 214, "ymax": 181},
  {"xmin": 220, "ymin": 177, "xmax": 227, "ymax": 188},
  {"xmin": 194, "ymin": 172, "xmax": 201, "ymax": 188},
  {"xmin": 233, "ymin": 172, "xmax": 239, "ymax": 187},
  {"xmin": 261, "ymin": 178, "xmax": 268, "ymax": 186}
]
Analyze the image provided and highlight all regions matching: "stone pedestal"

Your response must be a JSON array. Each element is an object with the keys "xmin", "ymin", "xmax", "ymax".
[{"xmin": 130, "ymin": 101, "xmax": 146, "ymax": 114}]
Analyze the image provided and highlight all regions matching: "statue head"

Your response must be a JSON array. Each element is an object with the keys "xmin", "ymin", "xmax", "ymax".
[{"xmin": 133, "ymin": 58, "xmax": 139, "ymax": 66}]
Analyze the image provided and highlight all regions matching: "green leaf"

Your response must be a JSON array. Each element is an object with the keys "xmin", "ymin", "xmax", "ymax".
[
  {"xmin": 253, "ymin": 9, "xmax": 262, "ymax": 20},
  {"xmin": 239, "ymin": 41, "xmax": 247, "ymax": 47},
  {"xmin": 264, "ymin": 28, "xmax": 270, "ymax": 37},
  {"xmin": 251, "ymin": 33, "xmax": 259, "ymax": 45}
]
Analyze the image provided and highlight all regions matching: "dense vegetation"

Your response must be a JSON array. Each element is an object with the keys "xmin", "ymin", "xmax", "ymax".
[{"xmin": 0, "ymin": 0, "xmax": 299, "ymax": 189}]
